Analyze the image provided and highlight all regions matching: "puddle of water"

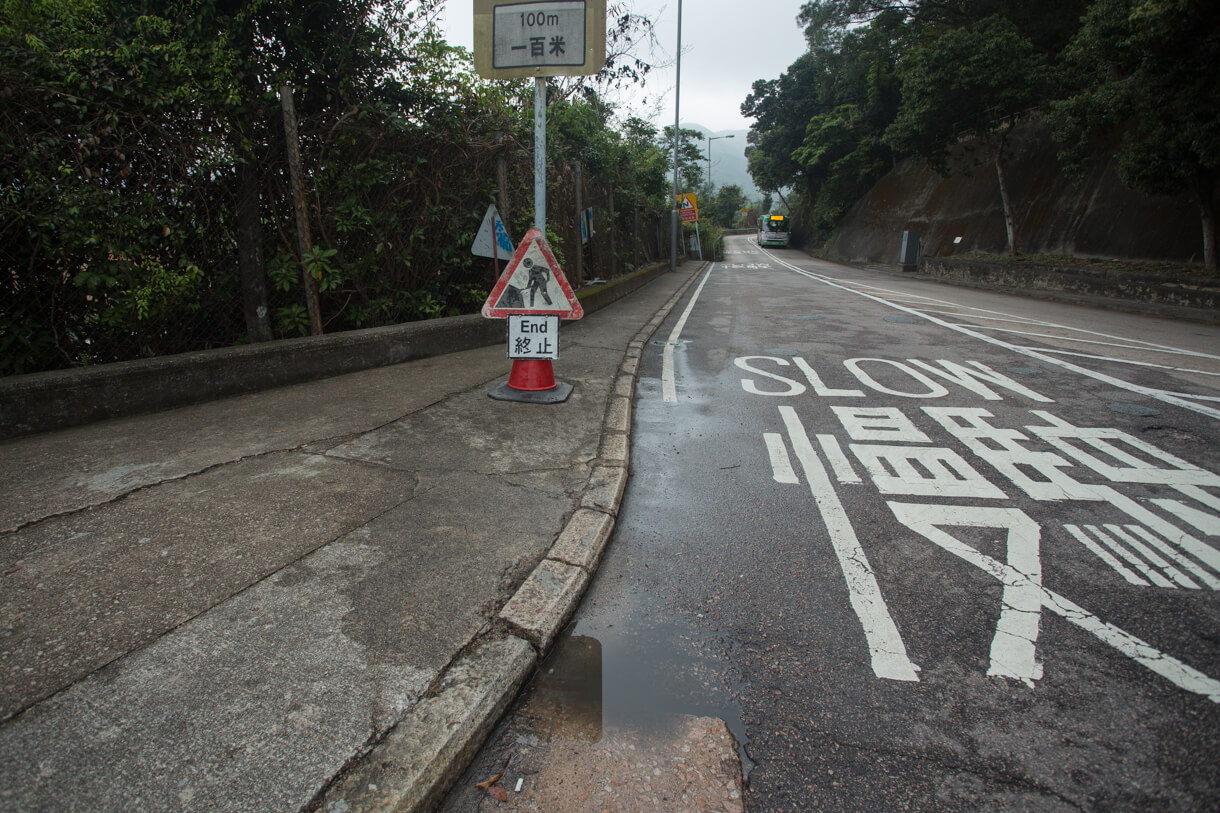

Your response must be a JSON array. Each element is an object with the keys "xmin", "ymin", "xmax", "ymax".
[
  {"xmin": 518, "ymin": 634, "xmax": 603, "ymax": 743},
  {"xmin": 518, "ymin": 615, "xmax": 756, "ymax": 783}
]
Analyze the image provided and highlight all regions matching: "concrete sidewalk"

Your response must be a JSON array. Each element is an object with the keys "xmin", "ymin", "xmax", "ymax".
[{"xmin": 0, "ymin": 263, "xmax": 702, "ymax": 812}]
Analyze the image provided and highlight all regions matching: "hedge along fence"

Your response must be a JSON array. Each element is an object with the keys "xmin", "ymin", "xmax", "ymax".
[{"xmin": 1, "ymin": 100, "xmax": 671, "ymax": 379}]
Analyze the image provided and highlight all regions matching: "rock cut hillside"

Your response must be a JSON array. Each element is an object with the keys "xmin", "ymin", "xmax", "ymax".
[{"xmin": 824, "ymin": 118, "xmax": 1205, "ymax": 268}]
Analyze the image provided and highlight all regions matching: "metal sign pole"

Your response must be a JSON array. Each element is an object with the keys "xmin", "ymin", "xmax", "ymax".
[
  {"xmin": 473, "ymin": 1, "xmax": 606, "ymax": 404},
  {"xmin": 535, "ymin": 77, "xmax": 546, "ymax": 233}
]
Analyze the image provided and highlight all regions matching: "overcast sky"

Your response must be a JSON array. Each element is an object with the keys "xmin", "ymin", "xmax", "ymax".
[{"xmin": 437, "ymin": 1, "xmax": 812, "ymax": 134}]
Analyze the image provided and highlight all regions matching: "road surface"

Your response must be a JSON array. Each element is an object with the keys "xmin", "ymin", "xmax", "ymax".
[{"xmin": 446, "ymin": 235, "xmax": 1220, "ymax": 811}]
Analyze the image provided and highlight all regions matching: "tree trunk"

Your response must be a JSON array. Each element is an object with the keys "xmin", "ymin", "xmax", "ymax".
[
  {"xmin": 237, "ymin": 160, "xmax": 273, "ymax": 342},
  {"xmin": 994, "ymin": 129, "xmax": 1017, "ymax": 257},
  {"xmin": 608, "ymin": 180, "xmax": 617, "ymax": 279},
  {"xmin": 633, "ymin": 207, "xmax": 641, "ymax": 270},
  {"xmin": 1195, "ymin": 170, "xmax": 1217, "ymax": 274},
  {"xmin": 574, "ymin": 160, "xmax": 584, "ymax": 287},
  {"xmin": 280, "ymin": 84, "xmax": 323, "ymax": 336},
  {"xmin": 496, "ymin": 153, "xmax": 510, "ymax": 233}
]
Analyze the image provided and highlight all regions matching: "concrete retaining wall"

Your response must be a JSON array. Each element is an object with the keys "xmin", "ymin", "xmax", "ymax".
[
  {"xmin": 0, "ymin": 262, "xmax": 676, "ymax": 440},
  {"xmin": 921, "ymin": 257, "xmax": 1219, "ymax": 321}
]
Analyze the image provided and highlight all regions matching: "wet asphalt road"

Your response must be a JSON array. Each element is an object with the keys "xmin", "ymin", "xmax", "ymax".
[{"xmin": 453, "ymin": 236, "xmax": 1220, "ymax": 811}]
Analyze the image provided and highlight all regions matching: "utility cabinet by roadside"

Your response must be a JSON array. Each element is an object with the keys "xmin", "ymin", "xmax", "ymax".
[{"xmin": 900, "ymin": 230, "xmax": 920, "ymax": 273}]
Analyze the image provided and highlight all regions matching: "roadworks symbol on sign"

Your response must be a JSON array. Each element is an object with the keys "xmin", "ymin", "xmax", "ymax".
[{"xmin": 482, "ymin": 227, "xmax": 584, "ymax": 319}]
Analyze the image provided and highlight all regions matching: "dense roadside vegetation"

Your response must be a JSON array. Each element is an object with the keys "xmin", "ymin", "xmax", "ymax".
[
  {"xmin": 742, "ymin": 0, "xmax": 1219, "ymax": 271},
  {"xmin": 1, "ymin": 0, "xmax": 685, "ymax": 375},
  {"xmin": 12, "ymin": 1, "xmax": 1209, "ymax": 376}
]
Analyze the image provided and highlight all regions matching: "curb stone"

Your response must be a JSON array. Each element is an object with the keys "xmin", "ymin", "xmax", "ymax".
[
  {"xmin": 316, "ymin": 637, "xmax": 535, "ymax": 813},
  {"xmin": 597, "ymin": 431, "xmax": 629, "ymax": 466},
  {"xmin": 580, "ymin": 465, "xmax": 629, "ymax": 514},
  {"xmin": 319, "ymin": 263, "xmax": 708, "ymax": 812},
  {"xmin": 604, "ymin": 395, "xmax": 633, "ymax": 435},
  {"xmin": 546, "ymin": 508, "xmax": 616, "ymax": 572},
  {"xmin": 498, "ymin": 559, "xmax": 590, "ymax": 651}
]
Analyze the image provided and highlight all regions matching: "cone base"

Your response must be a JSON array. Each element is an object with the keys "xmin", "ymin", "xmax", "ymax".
[
  {"xmin": 488, "ymin": 360, "xmax": 573, "ymax": 403},
  {"xmin": 488, "ymin": 379, "xmax": 573, "ymax": 404}
]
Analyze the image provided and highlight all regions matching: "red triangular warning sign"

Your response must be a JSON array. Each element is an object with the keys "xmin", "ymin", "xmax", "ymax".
[{"xmin": 482, "ymin": 227, "xmax": 583, "ymax": 320}]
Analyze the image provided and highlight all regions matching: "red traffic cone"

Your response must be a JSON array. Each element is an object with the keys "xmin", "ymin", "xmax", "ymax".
[
  {"xmin": 490, "ymin": 359, "xmax": 573, "ymax": 403},
  {"xmin": 506, "ymin": 359, "xmax": 557, "ymax": 391}
]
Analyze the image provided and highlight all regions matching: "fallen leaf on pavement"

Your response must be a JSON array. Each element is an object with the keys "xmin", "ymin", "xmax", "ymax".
[
  {"xmin": 476, "ymin": 772, "xmax": 503, "ymax": 790},
  {"xmin": 488, "ymin": 785, "xmax": 509, "ymax": 803}
]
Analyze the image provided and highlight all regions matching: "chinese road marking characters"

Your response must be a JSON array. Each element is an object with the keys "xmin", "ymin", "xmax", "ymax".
[{"xmin": 737, "ymin": 352, "xmax": 1220, "ymax": 702}]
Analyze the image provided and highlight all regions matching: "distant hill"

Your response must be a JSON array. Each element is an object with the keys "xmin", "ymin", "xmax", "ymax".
[{"xmin": 679, "ymin": 123, "xmax": 762, "ymax": 201}]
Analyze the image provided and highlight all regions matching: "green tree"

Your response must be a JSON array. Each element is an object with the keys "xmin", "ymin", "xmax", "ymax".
[
  {"xmin": 789, "ymin": 9, "xmax": 903, "ymax": 232},
  {"xmin": 1052, "ymin": 0, "xmax": 1220, "ymax": 273},
  {"xmin": 743, "ymin": 0, "xmax": 1087, "ymax": 244},
  {"xmin": 742, "ymin": 8, "xmax": 904, "ymax": 236},
  {"xmin": 661, "ymin": 125, "xmax": 706, "ymax": 194},
  {"xmin": 0, "ymin": 0, "xmax": 672, "ymax": 376},
  {"xmin": 0, "ymin": 0, "xmax": 455, "ymax": 370},
  {"xmin": 606, "ymin": 116, "xmax": 670, "ymax": 221},
  {"xmin": 707, "ymin": 184, "xmax": 747, "ymax": 228},
  {"xmin": 883, "ymin": 16, "xmax": 1049, "ymax": 255},
  {"xmin": 797, "ymin": 0, "xmax": 1086, "ymax": 56},
  {"xmin": 741, "ymin": 50, "xmax": 823, "ymax": 201},
  {"xmin": 2, "ymin": 0, "xmax": 244, "ymax": 370}
]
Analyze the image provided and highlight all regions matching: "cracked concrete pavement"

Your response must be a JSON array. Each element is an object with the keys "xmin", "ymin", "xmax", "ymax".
[{"xmin": 0, "ymin": 262, "xmax": 703, "ymax": 812}]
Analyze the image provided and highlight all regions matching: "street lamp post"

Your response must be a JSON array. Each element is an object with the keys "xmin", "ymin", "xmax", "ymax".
[
  {"xmin": 706, "ymin": 134, "xmax": 734, "ymax": 195},
  {"xmin": 670, "ymin": 0, "xmax": 682, "ymax": 273}
]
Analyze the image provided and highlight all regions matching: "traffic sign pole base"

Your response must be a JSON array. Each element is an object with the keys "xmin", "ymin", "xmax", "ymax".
[{"xmin": 489, "ymin": 359, "xmax": 573, "ymax": 403}]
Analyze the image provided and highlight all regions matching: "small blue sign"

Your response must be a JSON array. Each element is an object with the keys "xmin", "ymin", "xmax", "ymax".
[{"xmin": 472, "ymin": 204, "xmax": 516, "ymax": 259}]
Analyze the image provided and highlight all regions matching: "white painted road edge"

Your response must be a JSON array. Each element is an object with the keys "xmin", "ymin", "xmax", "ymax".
[{"xmin": 662, "ymin": 264, "xmax": 717, "ymax": 403}]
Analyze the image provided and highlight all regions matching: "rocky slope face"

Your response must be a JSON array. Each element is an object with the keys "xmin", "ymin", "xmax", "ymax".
[{"xmin": 823, "ymin": 117, "xmax": 1205, "ymax": 268}]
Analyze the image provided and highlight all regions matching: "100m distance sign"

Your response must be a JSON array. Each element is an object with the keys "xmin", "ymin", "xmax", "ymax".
[{"xmin": 474, "ymin": 0, "xmax": 606, "ymax": 78}]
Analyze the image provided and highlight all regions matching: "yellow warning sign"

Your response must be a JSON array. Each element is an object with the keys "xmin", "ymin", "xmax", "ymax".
[{"xmin": 677, "ymin": 193, "xmax": 698, "ymax": 223}]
